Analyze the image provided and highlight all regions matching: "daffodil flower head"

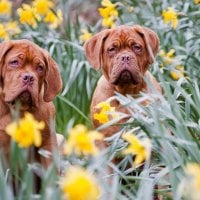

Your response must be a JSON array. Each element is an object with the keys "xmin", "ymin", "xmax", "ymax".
[
  {"xmin": 0, "ymin": 21, "xmax": 21, "ymax": 41},
  {"xmin": 122, "ymin": 132, "xmax": 152, "ymax": 166},
  {"xmin": 99, "ymin": 6, "xmax": 118, "ymax": 19},
  {"xmin": 102, "ymin": 15, "xmax": 116, "ymax": 28},
  {"xmin": 93, "ymin": 101, "xmax": 117, "ymax": 124},
  {"xmin": 6, "ymin": 21, "xmax": 21, "ymax": 35},
  {"xmin": 98, "ymin": 0, "xmax": 119, "ymax": 28},
  {"xmin": 17, "ymin": 4, "xmax": 41, "ymax": 28},
  {"xmin": 181, "ymin": 163, "xmax": 200, "ymax": 200},
  {"xmin": 170, "ymin": 65, "xmax": 185, "ymax": 80},
  {"xmin": 0, "ymin": 23, "xmax": 9, "ymax": 40},
  {"xmin": 185, "ymin": 163, "xmax": 200, "ymax": 189},
  {"xmin": 0, "ymin": 0, "xmax": 11, "ymax": 16},
  {"xmin": 60, "ymin": 166, "xmax": 101, "ymax": 200},
  {"xmin": 79, "ymin": 29, "xmax": 93, "ymax": 42},
  {"xmin": 101, "ymin": 0, "xmax": 115, "ymax": 7},
  {"xmin": 44, "ymin": 9, "xmax": 63, "ymax": 29},
  {"xmin": 6, "ymin": 112, "xmax": 44, "ymax": 148},
  {"xmin": 32, "ymin": 0, "xmax": 54, "ymax": 15},
  {"xmin": 194, "ymin": 0, "xmax": 200, "ymax": 4},
  {"xmin": 159, "ymin": 49, "xmax": 175, "ymax": 65},
  {"xmin": 64, "ymin": 124, "xmax": 103, "ymax": 156},
  {"xmin": 162, "ymin": 7, "xmax": 178, "ymax": 29}
]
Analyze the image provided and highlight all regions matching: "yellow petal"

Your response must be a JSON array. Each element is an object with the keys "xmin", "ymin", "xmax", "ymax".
[
  {"xmin": 60, "ymin": 166, "xmax": 101, "ymax": 200},
  {"xmin": 134, "ymin": 154, "xmax": 145, "ymax": 166}
]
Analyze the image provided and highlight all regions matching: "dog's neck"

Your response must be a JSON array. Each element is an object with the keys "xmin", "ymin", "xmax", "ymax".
[
  {"xmin": 104, "ymin": 75, "xmax": 147, "ymax": 95},
  {"xmin": 0, "ymin": 94, "xmax": 9, "ymax": 118},
  {"xmin": 0, "ymin": 93, "xmax": 36, "ymax": 120},
  {"xmin": 114, "ymin": 80, "xmax": 147, "ymax": 95}
]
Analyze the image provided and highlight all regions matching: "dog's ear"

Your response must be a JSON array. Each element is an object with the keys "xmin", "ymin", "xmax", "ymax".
[
  {"xmin": 43, "ymin": 51, "xmax": 62, "ymax": 102},
  {"xmin": 84, "ymin": 29, "xmax": 110, "ymax": 70},
  {"xmin": 0, "ymin": 41, "xmax": 13, "ymax": 88},
  {"xmin": 134, "ymin": 25, "xmax": 159, "ymax": 64}
]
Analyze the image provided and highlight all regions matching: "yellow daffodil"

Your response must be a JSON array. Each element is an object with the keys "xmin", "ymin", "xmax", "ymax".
[
  {"xmin": 162, "ymin": 7, "xmax": 178, "ymax": 29},
  {"xmin": 128, "ymin": 6, "xmax": 134, "ymax": 12},
  {"xmin": 60, "ymin": 166, "xmax": 101, "ymax": 200},
  {"xmin": 17, "ymin": 4, "xmax": 41, "ymax": 28},
  {"xmin": 159, "ymin": 49, "xmax": 175, "ymax": 65},
  {"xmin": 79, "ymin": 29, "xmax": 93, "ymax": 42},
  {"xmin": 93, "ymin": 101, "xmax": 116, "ymax": 124},
  {"xmin": 64, "ymin": 124, "xmax": 103, "ymax": 156},
  {"xmin": 102, "ymin": 15, "xmax": 116, "ymax": 28},
  {"xmin": 194, "ymin": 0, "xmax": 200, "ymax": 4},
  {"xmin": 98, "ymin": 0, "xmax": 118, "ymax": 28},
  {"xmin": 101, "ymin": 0, "xmax": 115, "ymax": 7},
  {"xmin": 0, "ymin": 0, "xmax": 11, "ymax": 15},
  {"xmin": 5, "ymin": 112, "xmax": 44, "ymax": 148},
  {"xmin": 6, "ymin": 21, "xmax": 21, "ymax": 35},
  {"xmin": 170, "ymin": 65, "xmax": 184, "ymax": 80},
  {"xmin": 94, "ymin": 112, "xmax": 109, "ymax": 124},
  {"xmin": 44, "ymin": 9, "xmax": 63, "ymax": 29},
  {"xmin": 159, "ymin": 49, "xmax": 185, "ymax": 80},
  {"xmin": 185, "ymin": 163, "xmax": 200, "ymax": 189},
  {"xmin": 0, "ymin": 24, "xmax": 9, "ymax": 40},
  {"xmin": 33, "ymin": 0, "xmax": 54, "ymax": 15},
  {"xmin": 182, "ymin": 163, "xmax": 200, "ymax": 200},
  {"xmin": 122, "ymin": 133, "xmax": 151, "ymax": 166},
  {"xmin": 0, "ymin": 21, "xmax": 21, "ymax": 41},
  {"xmin": 99, "ymin": 6, "xmax": 118, "ymax": 19}
]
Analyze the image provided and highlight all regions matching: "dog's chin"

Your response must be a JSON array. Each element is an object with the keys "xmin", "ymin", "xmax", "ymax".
[
  {"xmin": 111, "ymin": 70, "xmax": 141, "ymax": 86},
  {"xmin": 7, "ymin": 90, "xmax": 35, "ymax": 110}
]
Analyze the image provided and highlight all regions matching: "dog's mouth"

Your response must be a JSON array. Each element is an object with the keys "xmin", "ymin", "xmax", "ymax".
[
  {"xmin": 7, "ymin": 90, "xmax": 33, "ymax": 108},
  {"xmin": 112, "ymin": 70, "xmax": 140, "ymax": 86}
]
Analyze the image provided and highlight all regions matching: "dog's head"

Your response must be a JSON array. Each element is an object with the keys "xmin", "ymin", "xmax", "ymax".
[
  {"xmin": 0, "ymin": 39, "xmax": 62, "ymax": 109},
  {"xmin": 84, "ymin": 25, "xmax": 159, "ymax": 87}
]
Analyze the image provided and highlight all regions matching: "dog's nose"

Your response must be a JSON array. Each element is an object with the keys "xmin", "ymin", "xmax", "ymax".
[
  {"xmin": 121, "ymin": 55, "xmax": 130, "ymax": 62},
  {"xmin": 22, "ymin": 73, "xmax": 34, "ymax": 85}
]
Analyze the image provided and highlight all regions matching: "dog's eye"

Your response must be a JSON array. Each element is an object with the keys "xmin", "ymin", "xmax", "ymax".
[
  {"xmin": 9, "ymin": 60, "xmax": 19, "ymax": 67},
  {"xmin": 133, "ymin": 44, "xmax": 142, "ymax": 53},
  {"xmin": 107, "ymin": 47, "xmax": 117, "ymax": 56},
  {"xmin": 36, "ymin": 65, "xmax": 44, "ymax": 73},
  {"xmin": 108, "ymin": 47, "xmax": 116, "ymax": 52}
]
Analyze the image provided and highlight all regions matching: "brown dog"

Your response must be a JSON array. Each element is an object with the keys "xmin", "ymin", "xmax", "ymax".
[
  {"xmin": 84, "ymin": 25, "xmax": 161, "ymax": 139},
  {"xmin": 0, "ymin": 39, "xmax": 62, "ymax": 168}
]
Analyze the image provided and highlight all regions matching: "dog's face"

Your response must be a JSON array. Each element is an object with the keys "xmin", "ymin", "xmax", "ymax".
[
  {"xmin": 84, "ymin": 25, "xmax": 159, "ymax": 87},
  {"xmin": 0, "ymin": 39, "xmax": 62, "ymax": 109}
]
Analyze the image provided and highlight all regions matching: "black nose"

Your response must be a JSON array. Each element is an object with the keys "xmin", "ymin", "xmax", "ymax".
[
  {"xmin": 121, "ymin": 54, "xmax": 130, "ymax": 62},
  {"xmin": 22, "ymin": 73, "xmax": 34, "ymax": 85}
]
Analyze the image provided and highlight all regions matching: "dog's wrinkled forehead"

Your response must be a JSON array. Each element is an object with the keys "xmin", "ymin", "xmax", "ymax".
[
  {"xmin": 4, "ymin": 42, "xmax": 46, "ymax": 62},
  {"xmin": 104, "ymin": 27, "xmax": 145, "ymax": 48}
]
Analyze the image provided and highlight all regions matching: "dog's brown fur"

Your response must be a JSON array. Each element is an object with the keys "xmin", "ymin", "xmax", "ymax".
[
  {"xmin": 0, "ymin": 39, "xmax": 62, "ymax": 167},
  {"xmin": 84, "ymin": 25, "xmax": 161, "ymax": 138}
]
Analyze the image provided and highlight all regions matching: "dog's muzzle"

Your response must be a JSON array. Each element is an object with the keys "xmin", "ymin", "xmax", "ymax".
[
  {"xmin": 111, "ymin": 53, "xmax": 141, "ymax": 85},
  {"xmin": 113, "ymin": 70, "xmax": 139, "ymax": 85}
]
